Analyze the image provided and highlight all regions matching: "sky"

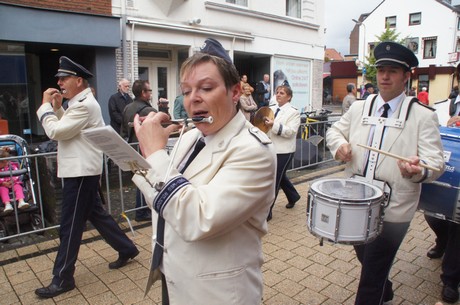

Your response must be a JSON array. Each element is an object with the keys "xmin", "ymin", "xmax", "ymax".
[{"xmin": 324, "ymin": 0, "xmax": 460, "ymax": 56}]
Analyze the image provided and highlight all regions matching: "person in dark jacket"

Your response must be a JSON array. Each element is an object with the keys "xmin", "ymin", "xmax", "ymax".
[
  {"xmin": 121, "ymin": 80, "xmax": 157, "ymax": 221},
  {"xmin": 108, "ymin": 78, "xmax": 132, "ymax": 134}
]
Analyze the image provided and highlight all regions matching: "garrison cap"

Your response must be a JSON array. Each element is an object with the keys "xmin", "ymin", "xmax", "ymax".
[
  {"xmin": 374, "ymin": 41, "xmax": 418, "ymax": 71},
  {"xmin": 200, "ymin": 38, "xmax": 232, "ymax": 64},
  {"xmin": 55, "ymin": 56, "xmax": 93, "ymax": 79}
]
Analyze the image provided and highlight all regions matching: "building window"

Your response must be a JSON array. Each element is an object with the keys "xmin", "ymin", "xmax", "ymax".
[
  {"xmin": 385, "ymin": 16, "xmax": 397, "ymax": 28},
  {"xmin": 458, "ymin": 17, "xmax": 460, "ymax": 30},
  {"xmin": 418, "ymin": 75, "xmax": 429, "ymax": 93},
  {"xmin": 286, "ymin": 0, "xmax": 301, "ymax": 18},
  {"xmin": 226, "ymin": 0, "xmax": 247, "ymax": 6},
  {"xmin": 405, "ymin": 37, "xmax": 419, "ymax": 54},
  {"xmin": 409, "ymin": 13, "xmax": 421, "ymax": 25},
  {"xmin": 423, "ymin": 37, "xmax": 437, "ymax": 59}
]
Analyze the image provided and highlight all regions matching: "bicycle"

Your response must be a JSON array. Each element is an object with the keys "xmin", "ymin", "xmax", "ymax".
[{"xmin": 299, "ymin": 109, "xmax": 332, "ymax": 142}]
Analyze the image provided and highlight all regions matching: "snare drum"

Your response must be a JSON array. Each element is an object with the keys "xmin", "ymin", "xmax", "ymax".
[
  {"xmin": 307, "ymin": 178, "xmax": 384, "ymax": 244},
  {"xmin": 419, "ymin": 127, "xmax": 460, "ymax": 223}
]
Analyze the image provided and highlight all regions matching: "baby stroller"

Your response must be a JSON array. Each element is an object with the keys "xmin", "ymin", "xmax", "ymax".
[{"xmin": 0, "ymin": 135, "xmax": 42, "ymax": 238}]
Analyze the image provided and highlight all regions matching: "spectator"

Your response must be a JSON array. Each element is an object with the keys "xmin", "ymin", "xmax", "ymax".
[
  {"xmin": 173, "ymin": 94, "xmax": 187, "ymax": 119},
  {"xmin": 417, "ymin": 87, "xmax": 429, "ymax": 105},
  {"xmin": 342, "ymin": 83, "xmax": 357, "ymax": 113},
  {"xmin": 361, "ymin": 83, "xmax": 374, "ymax": 99},
  {"xmin": 121, "ymin": 80, "xmax": 157, "ymax": 222},
  {"xmin": 0, "ymin": 148, "xmax": 29, "ymax": 213},
  {"xmin": 239, "ymin": 83, "xmax": 258, "ymax": 121},
  {"xmin": 255, "ymin": 73, "xmax": 271, "ymax": 108},
  {"xmin": 240, "ymin": 74, "xmax": 254, "ymax": 93},
  {"xmin": 108, "ymin": 79, "xmax": 132, "ymax": 134}
]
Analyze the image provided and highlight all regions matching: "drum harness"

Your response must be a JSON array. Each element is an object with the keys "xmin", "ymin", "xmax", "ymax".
[{"xmin": 354, "ymin": 94, "xmax": 419, "ymax": 209}]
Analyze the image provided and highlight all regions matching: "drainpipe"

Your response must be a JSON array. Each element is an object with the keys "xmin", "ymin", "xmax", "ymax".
[
  {"xmin": 121, "ymin": 0, "xmax": 127, "ymax": 79},
  {"xmin": 131, "ymin": 22, "xmax": 135, "ymax": 81}
]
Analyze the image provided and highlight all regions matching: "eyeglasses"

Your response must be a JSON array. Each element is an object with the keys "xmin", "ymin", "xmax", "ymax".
[{"xmin": 144, "ymin": 89, "xmax": 153, "ymax": 92}]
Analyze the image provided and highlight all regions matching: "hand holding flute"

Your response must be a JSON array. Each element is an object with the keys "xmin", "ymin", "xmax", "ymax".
[
  {"xmin": 134, "ymin": 112, "xmax": 181, "ymax": 158},
  {"xmin": 42, "ymin": 88, "xmax": 64, "ymax": 111}
]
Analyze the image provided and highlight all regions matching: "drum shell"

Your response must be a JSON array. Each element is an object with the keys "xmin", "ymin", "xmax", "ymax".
[
  {"xmin": 419, "ymin": 127, "xmax": 460, "ymax": 223},
  {"xmin": 307, "ymin": 178, "xmax": 384, "ymax": 245}
]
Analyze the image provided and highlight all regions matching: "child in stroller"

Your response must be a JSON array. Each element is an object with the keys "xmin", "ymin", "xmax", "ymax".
[{"xmin": 0, "ymin": 148, "xmax": 29, "ymax": 213}]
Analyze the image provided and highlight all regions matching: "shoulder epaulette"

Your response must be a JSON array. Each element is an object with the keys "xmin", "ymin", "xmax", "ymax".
[{"xmin": 248, "ymin": 127, "xmax": 271, "ymax": 145}]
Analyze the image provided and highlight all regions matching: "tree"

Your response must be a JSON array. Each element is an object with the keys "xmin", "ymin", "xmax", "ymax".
[{"xmin": 363, "ymin": 25, "xmax": 407, "ymax": 84}]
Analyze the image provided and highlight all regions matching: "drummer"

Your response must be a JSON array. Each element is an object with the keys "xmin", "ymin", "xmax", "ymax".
[
  {"xmin": 423, "ymin": 62, "xmax": 460, "ymax": 304},
  {"xmin": 326, "ymin": 42, "xmax": 445, "ymax": 305}
]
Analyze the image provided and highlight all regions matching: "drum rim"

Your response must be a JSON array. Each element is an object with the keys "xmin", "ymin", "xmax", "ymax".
[{"xmin": 310, "ymin": 178, "xmax": 384, "ymax": 202}]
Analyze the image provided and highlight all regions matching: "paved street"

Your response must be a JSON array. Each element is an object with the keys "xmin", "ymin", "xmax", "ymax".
[{"xmin": 0, "ymin": 165, "xmax": 455, "ymax": 305}]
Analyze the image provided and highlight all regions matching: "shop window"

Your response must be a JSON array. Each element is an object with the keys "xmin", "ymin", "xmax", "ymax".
[
  {"xmin": 385, "ymin": 16, "xmax": 396, "ymax": 28},
  {"xmin": 226, "ymin": 0, "xmax": 247, "ymax": 6},
  {"xmin": 418, "ymin": 75, "xmax": 429, "ymax": 92},
  {"xmin": 423, "ymin": 37, "xmax": 437, "ymax": 59},
  {"xmin": 286, "ymin": 0, "xmax": 301, "ymax": 18},
  {"xmin": 409, "ymin": 13, "xmax": 421, "ymax": 25}
]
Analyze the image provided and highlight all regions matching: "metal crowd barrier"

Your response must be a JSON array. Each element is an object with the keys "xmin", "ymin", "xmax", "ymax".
[{"xmin": 0, "ymin": 124, "xmax": 335, "ymax": 243}]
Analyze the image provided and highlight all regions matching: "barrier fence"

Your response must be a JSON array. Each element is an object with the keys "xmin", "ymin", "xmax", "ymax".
[{"xmin": 0, "ymin": 119, "xmax": 335, "ymax": 242}]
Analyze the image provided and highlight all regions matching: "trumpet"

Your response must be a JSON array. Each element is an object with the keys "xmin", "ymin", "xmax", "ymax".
[{"xmin": 128, "ymin": 116, "xmax": 213, "ymax": 127}]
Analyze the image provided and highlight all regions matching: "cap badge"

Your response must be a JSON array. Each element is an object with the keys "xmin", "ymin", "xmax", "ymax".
[{"xmin": 386, "ymin": 45, "xmax": 391, "ymax": 51}]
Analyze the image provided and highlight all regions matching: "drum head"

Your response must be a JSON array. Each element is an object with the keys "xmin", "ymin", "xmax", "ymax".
[{"xmin": 311, "ymin": 178, "xmax": 383, "ymax": 201}]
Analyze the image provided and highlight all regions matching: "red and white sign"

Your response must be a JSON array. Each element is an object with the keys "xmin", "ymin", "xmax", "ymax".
[{"xmin": 448, "ymin": 52, "xmax": 459, "ymax": 63}]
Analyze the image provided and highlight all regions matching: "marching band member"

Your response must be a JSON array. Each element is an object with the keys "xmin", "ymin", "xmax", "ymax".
[
  {"xmin": 132, "ymin": 38, "xmax": 276, "ymax": 304},
  {"xmin": 326, "ymin": 42, "xmax": 445, "ymax": 305}
]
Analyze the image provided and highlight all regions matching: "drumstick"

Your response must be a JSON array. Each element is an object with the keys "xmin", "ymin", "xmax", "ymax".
[{"xmin": 357, "ymin": 143, "xmax": 442, "ymax": 172}]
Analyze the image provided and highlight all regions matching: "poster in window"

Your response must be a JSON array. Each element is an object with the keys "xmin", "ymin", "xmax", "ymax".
[{"xmin": 273, "ymin": 56, "xmax": 311, "ymax": 111}]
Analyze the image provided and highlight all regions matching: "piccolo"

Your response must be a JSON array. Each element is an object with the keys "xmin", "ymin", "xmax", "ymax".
[{"xmin": 128, "ymin": 116, "xmax": 213, "ymax": 127}]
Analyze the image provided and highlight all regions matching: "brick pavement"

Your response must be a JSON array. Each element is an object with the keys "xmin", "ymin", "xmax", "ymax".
[{"xmin": 0, "ymin": 166, "xmax": 455, "ymax": 305}]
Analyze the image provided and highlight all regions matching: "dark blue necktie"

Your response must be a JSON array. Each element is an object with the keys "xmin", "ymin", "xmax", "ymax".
[
  {"xmin": 381, "ymin": 103, "xmax": 390, "ymax": 118},
  {"xmin": 151, "ymin": 138, "xmax": 206, "ymax": 270},
  {"xmin": 274, "ymin": 108, "xmax": 280, "ymax": 117}
]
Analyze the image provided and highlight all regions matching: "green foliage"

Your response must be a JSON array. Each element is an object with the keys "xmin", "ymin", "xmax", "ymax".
[{"xmin": 363, "ymin": 25, "xmax": 407, "ymax": 84}]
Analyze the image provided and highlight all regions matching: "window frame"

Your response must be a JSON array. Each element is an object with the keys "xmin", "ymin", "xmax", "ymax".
[
  {"xmin": 422, "ymin": 37, "xmax": 437, "ymax": 59},
  {"xmin": 286, "ymin": 0, "xmax": 301, "ymax": 18},
  {"xmin": 385, "ymin": 16, "xmax": 397, "ymax": 28},
  {"xmin": 225, "ymin": 0, "xmax": 248, "ymax": 6},
  {"xmin": 409, "ymin": 12, "xmax": 421, "ymax": 26}
]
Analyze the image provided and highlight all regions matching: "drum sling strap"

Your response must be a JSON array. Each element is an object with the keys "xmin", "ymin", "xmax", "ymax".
[{"xmin": 354, "ymin": 94, "xmax": 418, "ymax": 205}]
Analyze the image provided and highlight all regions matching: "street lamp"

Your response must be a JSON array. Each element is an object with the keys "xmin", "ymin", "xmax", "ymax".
[{"xmin": 352, "ymin": 19, "xmax": 367, "ymax": 95}]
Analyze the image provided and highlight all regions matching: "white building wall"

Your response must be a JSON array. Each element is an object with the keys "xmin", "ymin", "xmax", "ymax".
[
  {"xmin": 112, "ymin": 0, "xmax": 325, "ymax": 110},
  {"xmin": 360, "ymin": 0, "xmax": 459, "ymax": 68}
]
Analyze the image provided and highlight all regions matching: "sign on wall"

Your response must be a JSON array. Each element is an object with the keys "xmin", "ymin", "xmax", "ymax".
[{"xmin": 273, "ymin": 56, "xmax": 311, "ymax": 111}]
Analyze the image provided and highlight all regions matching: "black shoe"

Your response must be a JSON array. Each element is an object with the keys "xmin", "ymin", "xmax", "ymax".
[
  {"xmin": 427, "ymin": 245, "xmax": 445, "ymax": 259},
  {"xmin": 266, "ymin": 211, "xmax": 272, "ymax": 221},
  {"xmin": 135, "ymin": 214, "xmax": 151, "ymax": 222},
  {"xmin": 442, "ymin": 285, "xmax": 459, "ymax": 303},
  {"xmin": 109, "ymin": 249, "xmax": 140, "ymax": 269},
  {"xmin": 35, "ymin": 283, "xmax": 75, "ymax": 298},
  {"xmin": 285, "ymin": 195, "xmax": 300, "ymax": 209}
]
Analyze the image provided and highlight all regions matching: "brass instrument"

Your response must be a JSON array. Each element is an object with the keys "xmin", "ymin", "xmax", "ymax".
[{"xmin": 252, "ymin": 106, "xmax": 274, "ymax": 133}]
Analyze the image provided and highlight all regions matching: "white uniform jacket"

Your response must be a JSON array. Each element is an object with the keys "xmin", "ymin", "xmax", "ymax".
[
  {"xmin": 268, "ymin": 102, "xmax": 300, "ymax": 154},
  {"xmin": 133, "ymin": 111, "xmax": 276, "ymax": 305},
  {"xmin": 36, "ymin": 88, "xmax": 104, "ymax": 178},
  {"xmin": 326, "ymin": 94, "xmax": 445, "ymax": 222}
]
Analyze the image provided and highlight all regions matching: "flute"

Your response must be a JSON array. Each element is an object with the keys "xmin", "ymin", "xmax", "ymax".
[{"xmin": 128, "ymin": 116, "xmax": 213, "ymax": 127}]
